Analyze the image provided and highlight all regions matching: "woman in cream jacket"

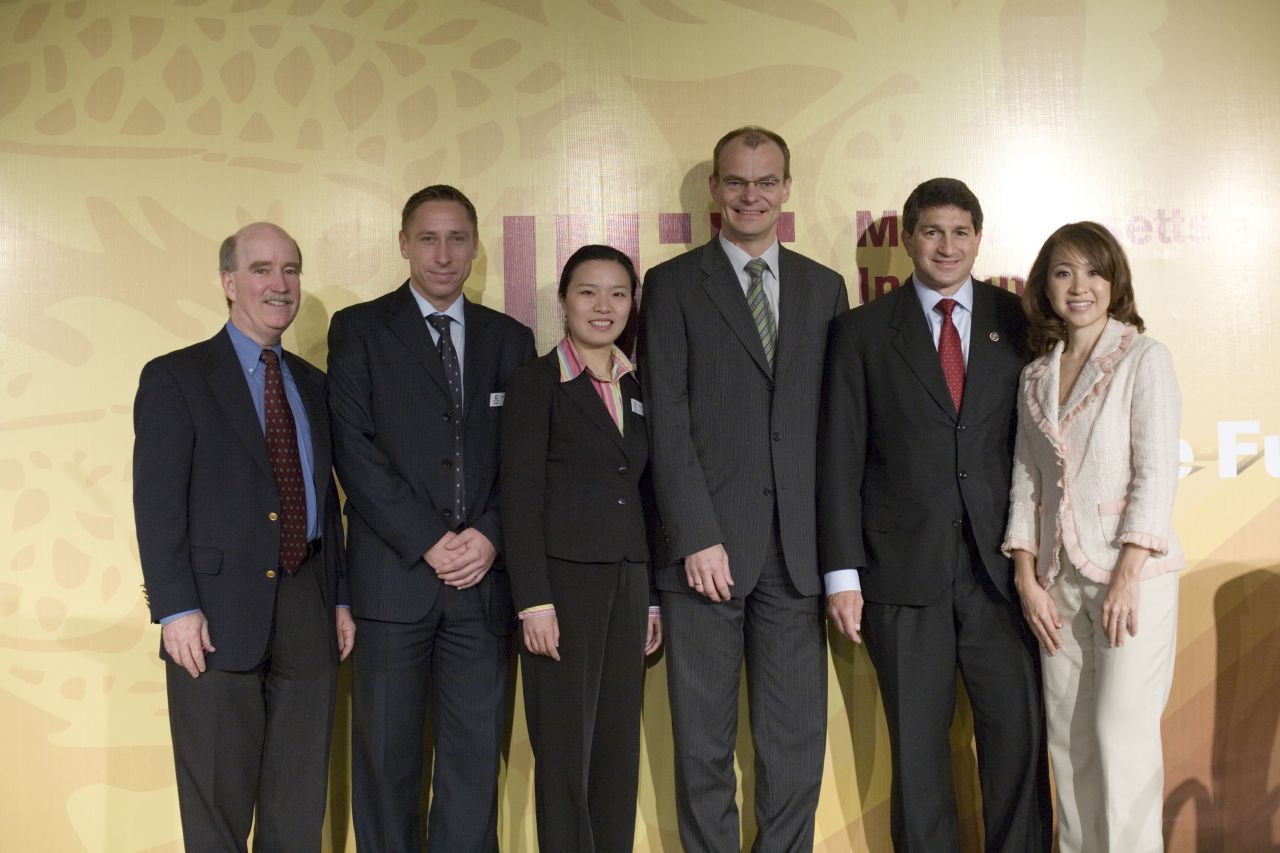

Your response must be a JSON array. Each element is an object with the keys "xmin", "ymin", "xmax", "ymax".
[{"xmin": 1003, "ymin": 221, "xmax": 1184, "ymax": 853}]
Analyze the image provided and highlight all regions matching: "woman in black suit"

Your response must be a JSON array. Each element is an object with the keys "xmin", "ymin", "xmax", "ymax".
[{"xmin": 501, "ymin": 244, "xmax": 662, "ymax": 852}]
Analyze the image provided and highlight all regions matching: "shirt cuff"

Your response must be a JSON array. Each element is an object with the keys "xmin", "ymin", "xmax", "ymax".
[
  {"xmin": 824, "ymin": 569, "xmax": 862, "ymax": 595},
  {"xmin": 159, "ymin": 608, "xmax": 201, "ymax": 625},
  {"xmin": 518, "ymin": 604, "xmax": 556, "ymax": 620}
]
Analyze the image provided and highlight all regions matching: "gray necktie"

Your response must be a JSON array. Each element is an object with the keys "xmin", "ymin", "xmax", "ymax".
[{"xmin": 427, "ymin": 314, "xmax": 465, "ymax": 524}]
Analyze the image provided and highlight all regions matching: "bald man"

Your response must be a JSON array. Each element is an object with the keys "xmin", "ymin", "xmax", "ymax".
[{"xmin": 133, "ymin": 222, "xmax": 354, "ymax": 852}]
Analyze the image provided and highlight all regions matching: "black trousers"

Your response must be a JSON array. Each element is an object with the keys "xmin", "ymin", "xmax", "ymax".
[
  {"xmin": 166, "ymin": 551, "xmax": 337, "ymax": 853},
  {"xmin": 861, "ymin": 530, "xmax": 1051, "ymax": 853},
  {"xmin": 520, "ymin": 558, "xmax": 650, "ymax": 853},
  {"xmin": 351, "ymin": 582, "xmax": 510, "ymax": 853}
]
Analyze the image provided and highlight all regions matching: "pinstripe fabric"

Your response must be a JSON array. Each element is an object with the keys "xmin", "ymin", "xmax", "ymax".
[{"xmin": 639, "ymin": 238, "xmax": 848, "ymax": 852}]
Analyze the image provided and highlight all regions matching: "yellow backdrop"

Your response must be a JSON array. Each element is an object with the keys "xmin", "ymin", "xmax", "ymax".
[{"xmin": 2, "ymin": 0, "xmax": 1277, "ymax": 850}]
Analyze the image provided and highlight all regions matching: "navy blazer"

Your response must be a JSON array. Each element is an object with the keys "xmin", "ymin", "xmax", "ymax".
[{"xmin": 133, "ymin": 328, "xmax": 347, "ymax": 671}]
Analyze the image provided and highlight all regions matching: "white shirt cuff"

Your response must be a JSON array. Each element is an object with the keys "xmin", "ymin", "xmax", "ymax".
[{"xmin": 824, "ymin": 569, "xmax": 862, "ymax": 595}]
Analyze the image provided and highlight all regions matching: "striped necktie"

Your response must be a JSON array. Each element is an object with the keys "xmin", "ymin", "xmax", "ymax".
[{"xmin": 744, "ymin": 257, "xmax": 776, "ymax": 367}]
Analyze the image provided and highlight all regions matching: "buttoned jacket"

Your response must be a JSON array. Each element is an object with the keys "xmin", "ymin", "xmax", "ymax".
[{"xmin": 1003, "ymin": 319, "xmax": 1185, "ymax": 586}]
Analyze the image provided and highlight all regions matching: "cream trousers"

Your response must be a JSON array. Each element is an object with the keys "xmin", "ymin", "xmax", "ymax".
[{"xmin": 1042, "ymin": 559, "xmax": 1179, "ymax": 853}]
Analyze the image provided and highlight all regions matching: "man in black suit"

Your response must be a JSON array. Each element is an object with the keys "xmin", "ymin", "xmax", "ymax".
[
  {"xmin": 819, "ymin": 178, "xmax": 1049, "ymax": 851},
  {"xmin": 327, "ymin": 185, "xmax": 535, "ymax": 852},
  {"xmin": 639, "ymin": 126, "xmax": 848, "ymax": 852},
  {"xmin": 133, "ymin": 222, "xmax": 355, "ymax": 852}
]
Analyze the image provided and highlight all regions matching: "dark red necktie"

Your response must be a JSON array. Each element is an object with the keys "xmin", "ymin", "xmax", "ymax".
[
  {"xmin": 935, "ymin": 298, "xmax": 965, "ymax": 412},
  {"xmin": 261, "ymin": 349, "xmax": 308, "ymax": 574}
]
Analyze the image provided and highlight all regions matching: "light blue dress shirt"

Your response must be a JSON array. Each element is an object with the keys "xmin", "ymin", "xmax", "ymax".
[{"xmin": 159, "ymin": 321, "xmax": 320, "ymax": 624}]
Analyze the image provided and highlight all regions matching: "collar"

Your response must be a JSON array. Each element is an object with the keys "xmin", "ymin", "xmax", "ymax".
[
  {"xmin": 409, "ymin": 287, "xmax": 466, "ymax": 328},
  {"xmin": 555, "ymin": 336, "xmax": 635, "ymax": 384},
  {"xmin": 912, "ymin": 275, "xmax": 974, "ymax": 316},
  {"xmin": 225, "ymin": 320, "xmax": 282, "ymax": 375},
  {"xmin": 718, "ymin": 233, "xmax": 781, "ymax": 278}
]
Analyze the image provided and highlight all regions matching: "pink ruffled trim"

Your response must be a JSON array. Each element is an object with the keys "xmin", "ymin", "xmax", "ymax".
[
  {"xmin": 1061, "ymin": 322, "xmax": 1136, "ymax": 428},
  {"xmin": 1118, "ymin": 530, "xmax": 1170, "ymax": 556},
  {"xmin": 1001, "ymin": 536, "xmax": 1037, "ymax": 557},
  {"xmin": 1023, "ymin": 322, "xmax": 1143, "ymax": 588}
]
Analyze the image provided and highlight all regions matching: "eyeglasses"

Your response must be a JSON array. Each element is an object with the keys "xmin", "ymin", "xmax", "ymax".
[{"xmin": 718, "ymin": 177, "xmax": 784, "ymax": 193}]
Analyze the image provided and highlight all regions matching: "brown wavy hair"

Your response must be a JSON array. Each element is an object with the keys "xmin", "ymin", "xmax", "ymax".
[{"xmin": 1023, "ymin": 221, "xmax": 1145, "ymax": 356}]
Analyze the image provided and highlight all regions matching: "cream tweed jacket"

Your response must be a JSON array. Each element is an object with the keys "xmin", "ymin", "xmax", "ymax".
[{"xmin": 1002, "ymin": 318, "xmax": 1185, "ymax": 586}]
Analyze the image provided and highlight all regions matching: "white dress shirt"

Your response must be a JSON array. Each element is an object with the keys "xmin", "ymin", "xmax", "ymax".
[{"xmin": 409, "ymin": 288, "xmax": 467, "ymax": 385}]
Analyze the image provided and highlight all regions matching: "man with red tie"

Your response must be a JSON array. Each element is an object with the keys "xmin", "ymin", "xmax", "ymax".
[
  {"xmin": 134, "ymin": 222, "xmax": 354, "ymax": 851},
  {"xmin": 819, "ymin": 179, "xmax": 1051, "ymax": 851}
]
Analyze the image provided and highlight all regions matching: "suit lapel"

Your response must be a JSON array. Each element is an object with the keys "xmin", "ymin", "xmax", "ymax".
[
  {"xmin": 284, "ymin": 351, "xmax": 329, "ymax": 494},
  {"xmin": 205, "ymin": 330, "xmax": 273, "ymax": 478},
  {"xmin": 562, "ymin": 370, "xmax": 627, "ymax": 455},
  {"xmin": 773, "ymin": 247, "xmax": 811, "ymax": 381},
  {"xmin": 463, "ymin": 299, "xmax": 495, "ymax": 419},
  {"xmin": 620, "ymin": 375, "xmax": 647, "ymax": 468},
  {"xmin": 382, "ymin": 282, "xmax": 452, "ymax": 400},
  {"xmin": 699, "ymin": 241, "xmax": 772, "ymax": 377},
  {"xmin": 958, "ymin": 283, "xmax": 998, "ymax": 419},
  {"xmin": 1061, "ymin": 319, "xmax": 1126, "ymax": 418},
  {"xmin": 888, "ymin": 281, "xmax": 957, "ymax": 417}
]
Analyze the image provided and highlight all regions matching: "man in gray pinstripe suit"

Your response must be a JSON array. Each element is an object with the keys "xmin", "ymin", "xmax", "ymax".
[{"xmin": 638, "ymin": 126, "xmax": 848, "ymax": 852}]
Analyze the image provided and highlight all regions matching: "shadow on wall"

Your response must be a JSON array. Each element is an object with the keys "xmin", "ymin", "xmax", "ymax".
[
  {"xmin": 679, "ymin": 159, "xmax": 715, "ymax": 251},
  {"xmin": 1164, "ymin": 565, "xmax": 1280, "ymax": 851}
]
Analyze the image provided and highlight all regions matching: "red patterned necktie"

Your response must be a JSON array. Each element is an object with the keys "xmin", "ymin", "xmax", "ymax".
[
  {"xmin": 261, "ymin": 349, "xmax": 308, "ymax": 574},
  {"xmin": 935, "ymin": 298, "xmax": 965, "ymax": 412}
]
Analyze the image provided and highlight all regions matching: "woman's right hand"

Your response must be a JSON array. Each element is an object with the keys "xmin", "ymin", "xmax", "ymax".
[
  {"xmin": 523, "ymin": 614, "xmax": 561, "ymax": 661},
  {"xmin": 1013, "ymin": 556, "xmax": 1062, "ymax": 655}
]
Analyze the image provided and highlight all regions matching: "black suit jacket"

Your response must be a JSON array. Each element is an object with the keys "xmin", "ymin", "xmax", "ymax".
[
  {"xmin": 500, "ymin": 351, "xmax": 651, "ymax": 611},
  {"xmin": 818, "ymin": 278, "xmax": 1029, "ymax": 605},
  {"xmin": 327, "ymin": 283, "xmax": 535, "ymax": 632},
  {"xmin": 639, "ymin": 239, "xmax": 849, "ymax": 597},
  {"xmin": 133, "ymin": 328, "xmax": 347, "ymax": 672}
]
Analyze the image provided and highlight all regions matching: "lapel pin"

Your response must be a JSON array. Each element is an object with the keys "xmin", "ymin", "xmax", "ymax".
[{"xmin": 988, "ymin": 331, "xmax": 1000, "ymax": 342}]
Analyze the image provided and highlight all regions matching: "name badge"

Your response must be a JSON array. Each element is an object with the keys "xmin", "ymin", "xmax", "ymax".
[
  {"xmin": 630, "ymin": 398, "xmax": 644, "ymax": 417},
  {"xmin": 489, "ymin": 392, "xmax": 505, "ymax": 407}
]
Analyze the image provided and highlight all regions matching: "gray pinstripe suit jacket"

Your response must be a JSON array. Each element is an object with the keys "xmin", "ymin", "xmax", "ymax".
[{"xmin": 639, "ymin": 238, "xmax": 848, "ymax": 597}]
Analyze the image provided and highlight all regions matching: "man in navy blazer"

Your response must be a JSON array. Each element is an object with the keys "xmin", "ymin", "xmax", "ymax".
[
  {"xmin": 133, "ymin": 222, "xmax": 354, "ymax": 852},
  {"xmin": 819, "ymin": 179, "xmax": 1050, "ymax": 851},
  {"xmin": 328, "ymin": 185, "xmax": 535, "ymax": 851}
]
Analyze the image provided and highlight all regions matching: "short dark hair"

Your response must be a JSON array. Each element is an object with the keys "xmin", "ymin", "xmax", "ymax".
[
  {"xmin": 902, "ymin": 178, "xmax": 983, "ymax": 234},
  {"xmin": 401, "ymin": 184, "xmax": 478, "ymax": 235},
  {"xmin": 558, "ymin": 244, "xmax": 641, "ymax": 354},
  {"xmin": 1023, "ymin": 221, "xmax": 1145, "ymax": 356},
  {"xmin": 712, "ymin": 126, "xmax": 791, "ymax": 180}
]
